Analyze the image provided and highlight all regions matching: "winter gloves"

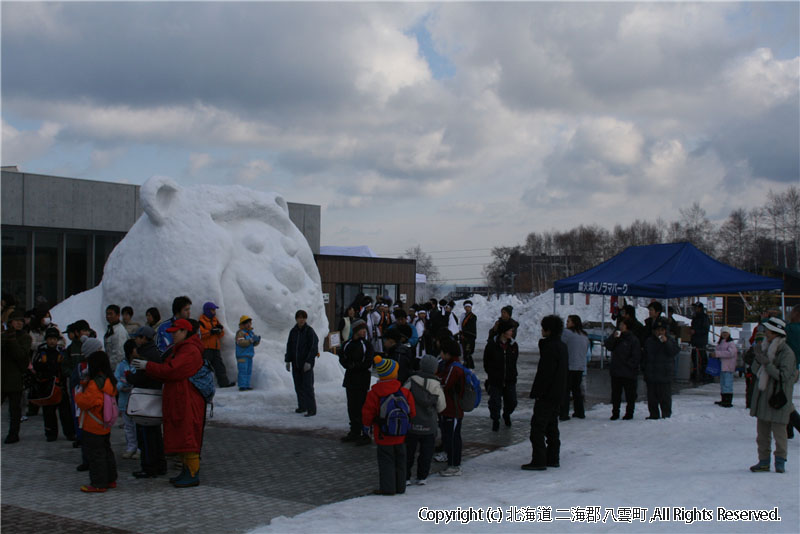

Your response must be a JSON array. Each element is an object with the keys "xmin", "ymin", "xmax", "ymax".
[
  {"xmin": 131, "ymin": 359, "xmax": 148, "ymax": 371},
  {"xmin": 286, "ymin": 362, "xmax": 313, "ymax": 372}
]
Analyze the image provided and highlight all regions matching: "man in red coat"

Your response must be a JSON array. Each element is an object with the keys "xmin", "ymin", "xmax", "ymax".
[{"xmin": 132, "ymin": 318, "xmax": 205, "ymax": 488}]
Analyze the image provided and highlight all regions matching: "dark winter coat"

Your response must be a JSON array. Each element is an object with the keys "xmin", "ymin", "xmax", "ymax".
[
  {"xmin": 642, "ymin": 335, "xmax": 679, "ymax": 384},
  {"xmin": 340, "ymin": 337, "xmax": 374, "ymax": 388},
  {"xmin": 691, "ymin": 311, "xmax": 710, "ymax": 348},
  {"xmin": 127, "ymin": 340, "xmax": 163, "ymax": 390},
  {"xmin": 483, "ymin": 335, "xmax": 519, "ymax": 388},
  {"xmin": 143, "ymin": 335, "xmax": 206, "ymax": 454},
  {"xmin": 384, "ymin": 343, "xmax": 415, "ymax": 384},
  {"xmin": 285, "ymin": 324, "xmax": 319, "ymax": 369},
  {"xmin": 437, "ymin": 358, "xmax": 466, "ymax": 419},
  {"xmin": 604, "ymin": 331, "xmax": 641, "ymax": 379},
  {"xmin": 63, "ymin": 338, "xmax": 82, "ymax": 379},
  {"xmin": 530, "ymin": 336, "xmax": 568, "ymax": 405},
  {"xmin": 1, "ymin": 329, "xmax": 31, "ymax": 394},
  {"xmin": 461, "ymin": 312, "xmax": 477, "ymax": 341},
  {"xmin": 631, "ymin": 319, "xmax": 647, "ymax": 349}
]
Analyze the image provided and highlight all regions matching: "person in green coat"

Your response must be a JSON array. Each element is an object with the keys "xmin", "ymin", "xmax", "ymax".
[
  {"xmin": 784, "ymin": 305, "xmax": 800, "ymax": 439},
  {"xmin": 749, "ymin": 317, "xmax": 799, "ymax": 473},
  {"xmin": 1, "ymin": 310, "xmax": 32, "ymax": 444}
]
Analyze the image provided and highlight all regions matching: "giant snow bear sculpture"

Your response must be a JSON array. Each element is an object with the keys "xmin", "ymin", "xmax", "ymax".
[{"xmin": 51, "ymin": 176, "xmax": 329, "ymax": 387}]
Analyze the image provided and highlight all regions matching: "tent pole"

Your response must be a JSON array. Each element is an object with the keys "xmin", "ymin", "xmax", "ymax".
[
  {"xmin": 782, "ymin": 292, "xmax": 785, "ymax": 320},
  {"xmin": 601, "ymin": 294, "xmax": 605, "ymax": 370}
]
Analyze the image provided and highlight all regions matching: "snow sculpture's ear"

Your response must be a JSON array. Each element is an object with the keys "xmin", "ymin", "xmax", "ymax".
[
  {"xmin": 141, "ymin": 176, "xmax": 181, "ymax": 226},
  {"xmin": 275, "ymin": 194, "xmax": 288, "ymax": 214}
]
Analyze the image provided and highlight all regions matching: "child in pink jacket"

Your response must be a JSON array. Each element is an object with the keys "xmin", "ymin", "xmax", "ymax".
[{"xmin": 714, "ymin": 327, "xmax": 738, "ymax": 408}]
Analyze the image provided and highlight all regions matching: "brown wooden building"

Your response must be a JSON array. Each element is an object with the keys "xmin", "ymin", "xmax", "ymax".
[{"xmin": 314, "ymin": 254, "xmax": 416, "ymax": 346}]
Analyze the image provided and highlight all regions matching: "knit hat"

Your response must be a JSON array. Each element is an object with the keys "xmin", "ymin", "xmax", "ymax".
[
  {"xmin": 652, "ymin": 317, "xmax": 669, "ymax": 331},
  {"xmin": 497, "ymin": 320, "xmax": 515, "ymax": 335},
  {"xmin": 419, "ymin": 354, "xmax": 437, "ymax": 375},
  {"xmin": 45, "ymin": 327, "xmax": 61, "ymax": 339},
  {"xmin": 351, "ymin": 319, "xmax": 367, "ymax": 333},
  {"xmin": 764, "ymin": 317, "xmax": 786, "ymax": 336},
  {"xmin": 373, "ymin": 355, "xmax": 398, "ymax": 380},
  {"xmin": 720, "ymin": 326, "xmax": 731, "ymax": 336},
  {"xmin": 239, "ymin": 315, "xmax": 252, "ymax": 325},
  {"xmin": 501, "ymin": 305, "xmax": 514, "ymax": 316},
  {"xmin": 80, "ymin": 337, "xmax": 104, "ymax": 358},
  {"xmin": 203, "ymin": 302, "xmax": 218, "ymax": 317}
]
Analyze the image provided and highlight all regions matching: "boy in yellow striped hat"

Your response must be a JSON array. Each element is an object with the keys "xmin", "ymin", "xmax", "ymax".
[{"xmin": 362, "ymin": 355, "xmax": 416, "ymax": 495}]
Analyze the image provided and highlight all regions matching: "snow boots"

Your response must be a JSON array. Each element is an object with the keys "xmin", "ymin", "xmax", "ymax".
[
  {"xmin": 749, "ymin": 459, "xmax": 770, "ymax": 472},
  {"xmin": 775, "ymin": 456, "xmax": 786, "ymax": 474},
  {"xmin": 716, "ymin": 393, "xmax": 733, "ymax": 408}
]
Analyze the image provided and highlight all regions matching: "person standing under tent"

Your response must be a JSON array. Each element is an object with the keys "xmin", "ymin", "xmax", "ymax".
[
  {"xmin": 604, "ymin": 317, "xmax": 642, "ymax": 420},
  {"xmin": 690, "ymin": 302, "xmax": 711, "ymax": 383},
  {"xmin": 642, "ymin": 318, "xmax": 679, "ymax": 419}
]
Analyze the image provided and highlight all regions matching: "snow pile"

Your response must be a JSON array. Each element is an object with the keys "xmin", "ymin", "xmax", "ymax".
[
  {"xmin": 255, "ymin": 380, "xmax": 800, "ymax": 533},
  {"xmin": 454, "ymin": 291, "xmax": 706, "ymax": 351},
  {"xmin": 51, "ymin": 176, "xmax": 328, "ymax": 392}
]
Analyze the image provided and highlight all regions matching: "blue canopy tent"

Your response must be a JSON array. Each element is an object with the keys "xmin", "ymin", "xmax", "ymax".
[
  {"xmin": 553, "ymin": 242, "xmax": 783, "ymax": 298},
  {"xmin": 553, "ymin": 242, "xmax": 784, "ymax": 366}
]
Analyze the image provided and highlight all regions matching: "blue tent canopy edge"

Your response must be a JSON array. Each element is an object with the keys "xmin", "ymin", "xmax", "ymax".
[{"xmin": 553, "ymin": 242, "xmax": 783, "ymax": 298}]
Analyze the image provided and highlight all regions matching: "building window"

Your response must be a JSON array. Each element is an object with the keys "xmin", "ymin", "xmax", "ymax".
[
  {"xmin": 34, "ymin": 231, "xmax": 60, "ymax": 308},
  {"xmin": 65, "ymin": 234, "xmax": 90, "ymax": 299},
  {"xmin": 94, "ymin": 235, "xmax": 122, "ymax": 286},
  {"xmin": 1, "ymin": 228, "xmax": 30, "ymax": 307}
]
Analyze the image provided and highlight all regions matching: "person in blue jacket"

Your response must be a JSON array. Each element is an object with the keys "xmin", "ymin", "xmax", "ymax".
[
  {"xmin": 156, "ymin": 296, "xmax": 192, "ymax": 353},
  {"xmin": 285, "ymin": 310, "xmax": 319, "ymax": 416},
  {"xmin": 235, "ymin": 316, "xmax": 261, "ymax": 391}
]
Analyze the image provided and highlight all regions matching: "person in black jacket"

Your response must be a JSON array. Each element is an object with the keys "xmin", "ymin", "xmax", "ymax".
[
  {"xmin": 604, "ymin": 317, "xmax": 642, "ymax": 420},
  {"xmin": 284, "ymin": 310, "xmax": 319, "ymax": 417},
  {"xmin": 128, "ymin": 325, "xmax": 167, "ymax": 478},
  {"xmin": 523, "ymin": 315, "xmax": 568, "ymax": 471},
  {"xmin": 642, "ymin": 318, "xmax": 679, "ymax": 419},
  {"xmin": 488, "ymin": 306, "xmax": 519, "ymax": 342},
  {"xmin": 382, "ymin": 326, "xmax": 415, "ymax": 384},
  {"xmin": 460, "ymin": 301, "xmax": 477, "ymax": 369},
  {"xmin": 690, "ymin": 302, "xmax": 711, "ymax": 383},
  {"xmin": 483, "ymin": 320, "xmax": 519, "ymax": 431},
  {"xmin": 31, "ymin": 328, "xmax": 75, "ymax": 442},
  {"xmin": 2, "ymin": 310, "xmax": 31, "ymax": 444},
  {"xmin": 339, "ymin": 320, "xmax": 374, "ymax": 445}
]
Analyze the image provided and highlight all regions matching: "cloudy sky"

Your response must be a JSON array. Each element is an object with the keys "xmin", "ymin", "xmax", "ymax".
[{"xmin": 2, "ymin": 2, "xmax": 798, "ymax": 284}]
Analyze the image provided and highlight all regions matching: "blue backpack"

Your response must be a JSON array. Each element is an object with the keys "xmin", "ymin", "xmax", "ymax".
[
  {"xmin": 189, "ymin": 360, "xmax": 216, "ymax": 405},
  {"xmin": 449, "ymin": 362, "xmax": 481, "ymax": 411},
  {"xmin": 378, "ymin": 390, "xmax": 411, "ymax": 436}
]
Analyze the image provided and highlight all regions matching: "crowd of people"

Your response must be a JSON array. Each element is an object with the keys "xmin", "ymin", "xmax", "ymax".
[{"xmin": 2, "ymin": 291, "xmax": 799, "ymax": 497}]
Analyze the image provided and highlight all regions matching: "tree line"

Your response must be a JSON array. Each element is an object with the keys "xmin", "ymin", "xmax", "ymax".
[{"xmin": 484, "ymin": 186, "xmax": 800, "ymax": 295}]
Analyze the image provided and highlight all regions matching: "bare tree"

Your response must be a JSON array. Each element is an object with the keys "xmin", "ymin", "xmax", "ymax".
[
  {"xmin": 717, "ymin": 208, "xmax": 749, "ymax": 268},
  {"xmin": 403, "ymin": 245, "xmax": 440, "ymax": 301},
  {"xmin": 679, "ymin": 202, "xmax": 714, "ymax": 254}
]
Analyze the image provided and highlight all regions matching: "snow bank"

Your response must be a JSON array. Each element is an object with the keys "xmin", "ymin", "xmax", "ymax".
[
  {"xmin": 255, "ymin": 381, "xmax": 800, "ymax": 533},
  {"xmin": 50, "ymin": 176, "xmax": 328, "ymax": 393}
]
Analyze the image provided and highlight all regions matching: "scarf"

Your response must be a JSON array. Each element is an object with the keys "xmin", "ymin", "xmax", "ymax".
[{"xmin": 757, "ymin": 337, "xmax": 783, "ymax": 391}]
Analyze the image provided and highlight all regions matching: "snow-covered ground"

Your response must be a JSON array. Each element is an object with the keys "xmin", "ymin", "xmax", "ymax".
[{"xmin": 253, "ymin": 380, "xmax": 799, "ymax": 533}]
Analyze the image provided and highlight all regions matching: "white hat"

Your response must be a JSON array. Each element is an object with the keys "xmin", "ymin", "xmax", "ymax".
[
  {"xmin": 763, "ymin": 317, "xmax": 786, "ymax": 336},
  {"xmin": 720, "ymin": 326, "xmax": 731, "ymax": 335}
]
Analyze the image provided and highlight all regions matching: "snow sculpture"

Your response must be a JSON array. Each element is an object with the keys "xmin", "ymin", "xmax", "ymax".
[{"xmin": 51, "ymin": 176, "xmax": 329, "ymax": 388}]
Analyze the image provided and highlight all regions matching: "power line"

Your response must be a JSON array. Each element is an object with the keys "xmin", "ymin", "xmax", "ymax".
[
  {"xmin": 436, "ymin": 262, "xmax": 490, "ymax": 267},
  {"xmin": 379, "ymin": 247, "xmax": 493, "ymax": 256}
]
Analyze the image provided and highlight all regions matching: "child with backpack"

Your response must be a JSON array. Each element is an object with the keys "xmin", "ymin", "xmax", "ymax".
[
  {"xmin": 403, "ymin": 354, "xmax": 446, "ymax": 485},
  {"xmin": 362, "ymin": 355, "xmax": 416, "ymax": 495},
  {"xmin": 436, "ymin": 337, "xmax": 467, "ymax": 477},
  {"xmin": 74, "ymin": 350, "xmax": 119, "ymax": 493},
  {"xmin": 115, "ymin": 340, "xmax": 139, "ymax": 459}
]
